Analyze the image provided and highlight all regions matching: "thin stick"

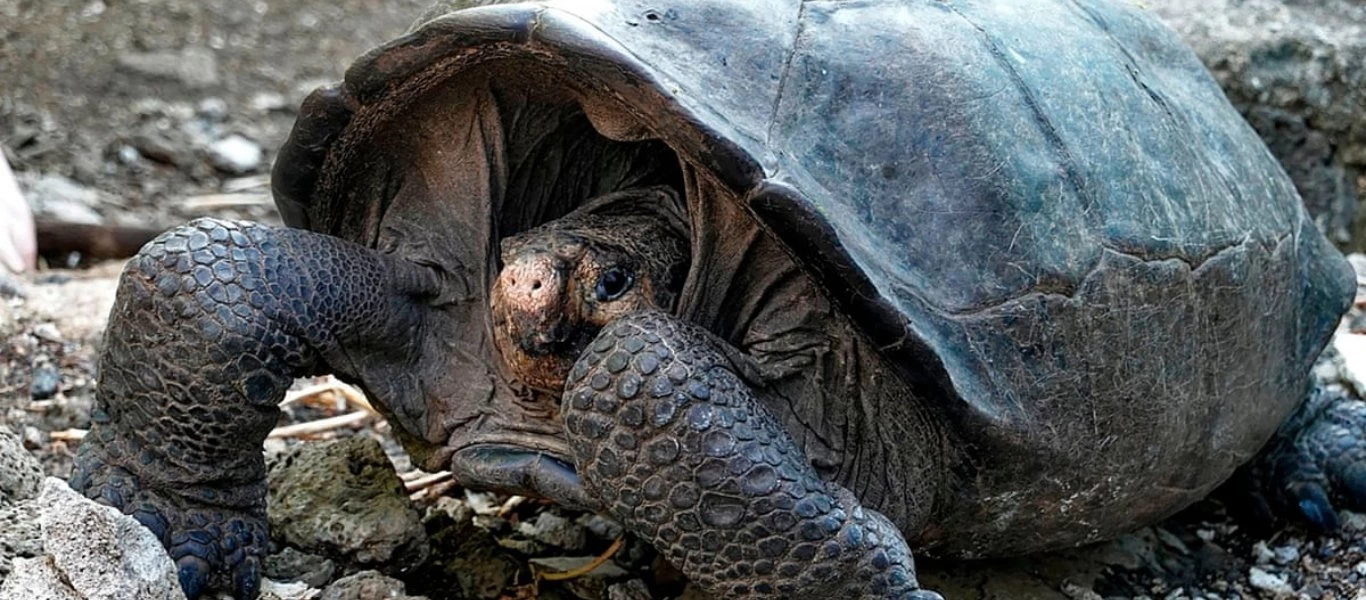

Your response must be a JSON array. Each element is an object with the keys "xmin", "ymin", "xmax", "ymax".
[
  {"xmin": 408, "ymin": 479, "xmax": 457, "ymax": 503},
  {"xmin": 47, "ymin": 410, "xmax": 372, "ymax": 442},
  {"xmin": 403, "ymin": 471, "xmax": 452, "ymax": 492},
  {"xmin": 267, "ymin": 411, "xmax": 370, "ymax": 439},
  {"xmin": 536, "ymin": 536, "xmax": 627, "ymax": 582},
  {"xmin": 50, "ymin": 428, "xmax": 88, "ymax": 442},
  {"xmin": 280, "ymin": 377, "xmax": 375, "ymax": 414},
  {"xmin": 497, "ymin": 495, "xmax": 528, "ymax": 517}
]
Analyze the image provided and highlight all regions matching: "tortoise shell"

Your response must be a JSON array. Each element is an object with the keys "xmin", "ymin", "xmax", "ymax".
[{"xmin": 271, "ymin": 0, "xmax": 1354, "ymax": 556}]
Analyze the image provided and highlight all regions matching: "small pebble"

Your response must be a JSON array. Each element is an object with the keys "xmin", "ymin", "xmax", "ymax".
[
  {"xmin": 31, "ymin": 323, "xmax": 63, "ymax": 343},
  {"xmin": 250, "ymin": 92, "xmax": 288, "ymax": 113},
  {"xmin": 1272, "ymin": 544, "xmax": 1300, "ymax": 566},
  {"xmin": 208, "ymin": 135, "xmax": 263, "ymax": 174},
  {"xmin": 1252, "ymin": 540, "xmax": 1275, "ymax": 565},
  {"xmin": 1247, "ymin": 567, "xmax": 1294, "ymax": 597},
  {"xmin": 517, "ymin": 511, "xmax": 586, "ymax": 551},
  {"xmin": 29, "ymin": 364, "xmax": 60, "ymax": 400},
  {"xmin": 197, "ymin": 97, "xmax": 229, "ymax": 120}
]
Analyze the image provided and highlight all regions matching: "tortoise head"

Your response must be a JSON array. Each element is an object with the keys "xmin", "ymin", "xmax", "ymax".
[{"xmin": 491, "ymin": 210, "xmax": 689, "ymax": 394}]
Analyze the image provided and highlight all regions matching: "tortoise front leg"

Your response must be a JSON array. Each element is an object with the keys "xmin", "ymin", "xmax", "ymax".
[
  {"xmin": 1241, "ymin": 385, "xmax": 1366, "ymax": 530},
  {"xmin": 562, "ymin": 311, "xmax": 942, "ymax": 599},
  {"xmin": 69, "ymin": 218, "xmax": 439, "ymax": 599}
]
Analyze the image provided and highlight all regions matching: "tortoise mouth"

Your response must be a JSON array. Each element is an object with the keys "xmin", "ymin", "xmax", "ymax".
[{"xmin": 448, "ymin": 443, "xmax": 598, "ymax": 511}]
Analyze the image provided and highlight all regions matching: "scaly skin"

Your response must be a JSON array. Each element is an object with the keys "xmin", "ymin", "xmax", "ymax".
[
  {"xmin": 1243, "ymin": 385, "xmax": 1366, "ymax": 530},
  {"xmin": 562, "ymin": 310, "xmax": 939, "ymax": 599},
  {"xmin": 69, "ymin": 218, "xmax": 438, "ymax": 599}
]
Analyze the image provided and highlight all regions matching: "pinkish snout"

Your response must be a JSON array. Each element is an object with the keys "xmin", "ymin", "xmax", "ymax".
[{"xmin": 493, "ymin": 254, "xmax": 568, "ymax": 354}]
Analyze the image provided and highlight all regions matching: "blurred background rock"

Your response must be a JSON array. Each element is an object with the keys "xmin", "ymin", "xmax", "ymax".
[{"xmin": 0, "ymin": 0, "xmax": 427, "ymax": 269}]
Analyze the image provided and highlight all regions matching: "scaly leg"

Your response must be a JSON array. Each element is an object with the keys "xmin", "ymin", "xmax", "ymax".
[
  {"xmin": 560, "ymin": 311, "xmax": 942, "ymax": 599},
  {"xmin": 70, "ymin": 218, "xmax": 439, "ymax": 599}
]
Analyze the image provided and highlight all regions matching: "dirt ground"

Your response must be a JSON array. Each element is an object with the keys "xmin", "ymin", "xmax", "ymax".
[{"xmin": 4, "ymin": 1, "xmax": 1366, "ymax": 599}]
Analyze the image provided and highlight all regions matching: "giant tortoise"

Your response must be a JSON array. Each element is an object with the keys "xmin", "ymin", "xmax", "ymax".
[{"xmin": 69, "ymin": 0, "xmax": 1362, "ymax": 598}]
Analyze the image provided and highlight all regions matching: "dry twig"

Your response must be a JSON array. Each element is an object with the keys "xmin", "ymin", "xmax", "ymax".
[
  {"xmin": 266, "ymin": 411, "xmax": 371, "ymax": 439},
  {"xmin": 534, "ymin": 536, "xmax": 627, "ymax": 582}
]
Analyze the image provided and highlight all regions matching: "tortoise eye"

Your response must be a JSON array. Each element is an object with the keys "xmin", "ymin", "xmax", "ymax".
[{"xmin": 594, "ymin": 268, "xmax": 634, "ymax": 302}]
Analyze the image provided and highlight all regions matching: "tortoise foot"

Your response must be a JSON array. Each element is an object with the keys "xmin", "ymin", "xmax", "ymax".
[
  {"xmin": 561, "ymin": 310, "xmax": 939, "ymax": 599},
  {"xmin": 71, "ymin": 445, "xmax": 268, "ymax": 599},
  {"xmin": 70, "ymin": 218, "xmax": 441, "ymax": 599},
  {"xmin": 1245, "ymin": 385, "xmax": 1366, "ymax": 531}
]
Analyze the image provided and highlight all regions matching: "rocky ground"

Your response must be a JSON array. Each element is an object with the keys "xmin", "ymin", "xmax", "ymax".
[{"xmin": 3, "ymin": 0, "xmax": 1366, "ymax": 599}]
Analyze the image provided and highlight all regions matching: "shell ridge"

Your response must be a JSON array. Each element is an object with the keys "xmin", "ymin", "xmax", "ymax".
[
  {"xmin": 923, "ymin": 232, "xmax": 1289, "ymax": 319},
  {"xmin": 763, "ymin": 0, "xmax": 810, "ymax": 148}
]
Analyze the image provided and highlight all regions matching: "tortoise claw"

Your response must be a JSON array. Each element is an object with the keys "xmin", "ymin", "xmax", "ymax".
[
  {"xmin": 1292, "ymin": 482, "xmax": 1339, "ymax": 532},
  {"xmin": 176, "ymin": 556, "xmax": 212, "ymax": 600}
]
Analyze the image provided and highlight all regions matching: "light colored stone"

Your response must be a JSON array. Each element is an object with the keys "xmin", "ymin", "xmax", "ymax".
[
  {"xmin": 1332, "ymin": 332, "xmax": 1366, "ymax": 398},
  {"xmin": 261, "ymin": 579, "xmax": 321, "ymax": 600},
  {"xmin": 17, "ymin": 174, "xmax": 104, "ymax": 225},
  {"xmin": 0, "ymin": 556, "xmax": 81, "ymax": 600},
  {"xmin": 0, "ymin": 426, "xmax": 42, "ymax": 505},
  {"xmin": 117, "ymin": 48, "xmax": 220, "ymax": 89},
  {"xmin": 1247, "ymin": 567, "xmax": 1294, "ymax": 597},
  {"xmin": 207, "ymin": 135, "xmax": 264, "ymax": 174},
  {"xmin": 318, "ymin": 571, "xmax": 425, "ymax": 600},
  {"xmin": 0, "ymin": 426, "xmax": 44, "ymax": 580},
  {"xmin": 33, "ymin": 478, "xmax": 184, "ymax": 600},
  {"xmin": 0, "ymin": 501, "xmax": 42, "ymax": 580}
]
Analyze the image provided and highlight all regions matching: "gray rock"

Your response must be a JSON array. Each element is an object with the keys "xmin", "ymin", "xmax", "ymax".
[
  {"xmin": 267, "ymin": 437, "xmax": 428, "ymax": 568},
  {"xmin": 264, "ymin": 547, "xmax": 336, "ymax": 589},
  {"xmin": 518, "ymin": 511, "xmax": 587, "ymax": 551},
  {"xmin": 1248, "ymin": 566, "xmax": 1295, "ymax": 597},
  {"xmin": 249, "ymin": 92, "xmax": 289, "ymax": 114},
  {"xmin": 259, "ymin": 579, "xmax": 320, "ymax": 600},
  {"xmin": 0, "ymin": 428, "xmax": 43, "ymax": 579},
  {"xmin": 319, "ymin": 571, "xmax": 426, "ymax": 600},
  {"xmin": 1148, "ymin": 0, "xmax": 1366, "ymax": 248},
  {"xmin": 116, "ymin": 48, "xmax": 220, "ymax": 89},
  {"xmin": 196, "ymin": 98, "xmax": 229, "ymax": 121},
  {"xmin": 578, "ymin": 514, "xmax": 624, "ymax": 542},
  {"xmin": 0, "ymin": 557, "xmax": 81, "ymax": 600},
  {"xmin": 0, "ymin": 502, "xmax": 42, "ymax": 581},
  {"xmin": 207, "ymin": 135, "xmax": 264, "ymax": 174},
  {"xmin": 0, "ymin": 478, "xmax": 185, "ymax": 600},
  {"xmin": 606, "ymin": 580, "xmax": 653, "ymax": 600},
  {"xmin": 0, "ymin": 426, "xmax": 42, "ymax": 504},
  {"xmin": 29, "ymin": 363, "xmax": 60, "ymax": 400},
  {"xmin": 16, "ymin": 174, "xmax": 103, "ymax": 225}
]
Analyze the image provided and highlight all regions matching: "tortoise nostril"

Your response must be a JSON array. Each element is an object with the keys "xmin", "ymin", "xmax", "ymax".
[{"xmin": 531, "ymin": 280, "xmax": 542, "ymax": 292}]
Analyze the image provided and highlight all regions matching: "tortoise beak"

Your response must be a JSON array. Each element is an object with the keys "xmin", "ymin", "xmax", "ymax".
[{"xmin": 448, "ymin": 445, "xmax": 598, "ymax": 512}]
